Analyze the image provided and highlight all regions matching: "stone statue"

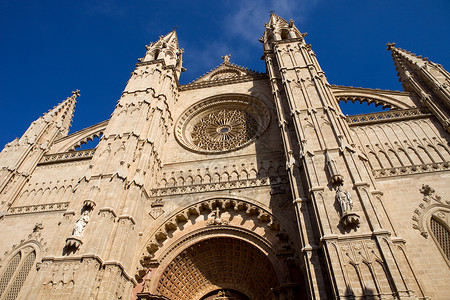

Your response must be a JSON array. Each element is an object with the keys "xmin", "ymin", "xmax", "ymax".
[
  {"xmin": 72, "ymin": 211, "xmax": 90, "ymax": 237},
  {"xmin": 336, "ymin": 185, "xmax": 353, "ymax": 216},
  {"xmin": 221, "ymin": 53, "xmax": 231, "ymax": 64}
]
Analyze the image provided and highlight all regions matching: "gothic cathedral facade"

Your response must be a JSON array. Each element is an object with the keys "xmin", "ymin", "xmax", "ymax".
[{"xmin": 0, "ymin": 14, "xmax": 449, "ymax": 300}]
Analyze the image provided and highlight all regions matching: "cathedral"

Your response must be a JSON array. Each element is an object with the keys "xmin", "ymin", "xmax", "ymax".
[{"xmin": 0, "ymin": 13, "xmax": 449, "ymax": 300}]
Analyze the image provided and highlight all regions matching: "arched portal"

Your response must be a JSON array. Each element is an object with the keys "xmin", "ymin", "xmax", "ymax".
[
  {"xmin": 154, "ymin": 237, "xmax": 278, "ymax": 299},
  {"xmin": 135, "ymin": 198, "xmax": 306, "ymax": 300}
]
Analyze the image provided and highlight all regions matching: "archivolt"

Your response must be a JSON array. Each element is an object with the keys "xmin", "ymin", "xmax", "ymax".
[{"xmin": 137, "ymin": 197, "xmax": 296, "ymax": 279}]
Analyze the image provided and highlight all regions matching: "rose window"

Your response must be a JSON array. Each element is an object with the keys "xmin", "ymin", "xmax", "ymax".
[
  {"xmin": 190, "ymin": 109, "xmax": 258, "ymax": 151},
  {"xmin": 175, "ymin": 95, "xmax": 270, "ymax": 154}
]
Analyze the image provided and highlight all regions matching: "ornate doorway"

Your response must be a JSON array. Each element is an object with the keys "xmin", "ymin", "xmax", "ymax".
[
  {"xmin": 136, "ymin": 198, "xmax": 305, "ymax": 300},
  {"xmin": 153, "ymin": 237, "xmax": 278, "ymax": 299}
]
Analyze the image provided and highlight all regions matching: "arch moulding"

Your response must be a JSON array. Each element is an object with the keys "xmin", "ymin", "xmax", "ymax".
[{"xmin": 134, "ymin": 197, "xmax": 300, "ymax": 297}]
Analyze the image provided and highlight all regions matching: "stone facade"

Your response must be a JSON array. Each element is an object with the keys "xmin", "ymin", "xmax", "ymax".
[{"xmin": 0, "ymin": 14, "xmax": 449, "ymax": 300}]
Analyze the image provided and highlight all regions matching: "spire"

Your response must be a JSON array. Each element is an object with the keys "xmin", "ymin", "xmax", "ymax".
[
  {"xmin": 21, "ymin": 90, "xmax": 79, "ymax": 144},
  {"xmin": 42, "ymin": 89, "xmax": 79, "ymax": 137},
  {"xmin": 261, "ymin": 13, "xmax": 306, "ymax": 50},
  {"xmin": 141, "ymin": 29, "xmax": 184, "ymax": 77},
  {"xmin": 387, "ymin": 43, "xmax": 429, "ymax": 83},
  {"xmin": 388, "ymin": 43, "xmax": 450, "ymax": 132}
]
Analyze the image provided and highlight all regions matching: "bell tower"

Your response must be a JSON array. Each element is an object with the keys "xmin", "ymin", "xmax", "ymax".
[
  {"xmin": 30, "ymin": 31, "xmax": 182, "ymax": 299},
  {"xmin": 262, "ymin": 14, "xmax": 422, "ymax": 299},
  {"xmin": 0, "ymin": 91, "xmax": 78, "ymax": 210},
  {"xmin": 388, "ymin": 43, "xmax": 450, "ymax": 132}
]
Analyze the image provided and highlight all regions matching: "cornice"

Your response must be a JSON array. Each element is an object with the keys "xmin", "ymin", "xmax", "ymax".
[
  {"xmin": 346, "ymin": 108, "xmax": 432, "ymax": 126},
  {"xmin": 149, "ymin": 176, "xmax": 287, "ymax": 197},
  {"xmin": 7, "ymin": 202, "xmax": 69, "ymax": 215},
  {"xmin": 38, "ymin": 149, "xmax": 95, "ymax": 165},
  {"xmin": 373, "ymin": 162, "xmax": 450, "ymax": 178},
  {"xmin": 179, "ymin": 73, "xmax": 267, "ymax": 91}
]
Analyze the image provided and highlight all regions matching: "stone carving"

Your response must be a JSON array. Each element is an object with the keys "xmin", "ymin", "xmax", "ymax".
[
  {"xmin": 149, "ymin": 199, "xmax": 165, "ymax": 220},
  {"xmin": 221, "ymin": 53, "xmax": 231, "ymax": 64},
  {"xmin": 412, "ymin": 184, "xmax": 449, "ymax": 238},
  {"xmin": 336, "ymin": 185, "xmax": 360, "ymax": 228},
  {"xmin": 39, "ymin": 149, "xmax": 96, "ymax": 164},
  {"xmin": 373, "ymin": 162, "xmax": 450, "ymax": 178},
  {"xmin": 207, "ymin": 207, "xmax": 229, "ymax": 226},
  {"xmin": 325, "ymin": 152, "xmax": 343, "ymax": 185},
  {"xmin": 191, "ymin": 109, "xmax": 258, "ymax": 152},
  {"xmin": 141, "ymin": 199, "xmax": 284, "ymax": 260},
  {"xmin": 210, "ymin": 70, "xmax": 240, "ymax": 81},
  {"xmin": 336, "ymin": 186, "xmax": 353, "ymax": 214},
  {"xmin": 72, "ymin": 211, "xmax": 90, "ymax": 237},
  {"xmin": 33, "ymin": 222, "xmax": 44, "ymax": 233},
  {"xmin": 7, "ymin": 202, "xmax": 69, "ymax": 215},
  {"xmin": 346, "ymin": 108, "xmax": 431, "ymax": 125}
]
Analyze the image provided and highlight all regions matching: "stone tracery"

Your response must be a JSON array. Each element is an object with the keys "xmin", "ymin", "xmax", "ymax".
[
  {"xmin": 174, "ymin": 94, "xmax": 270, "ymax": 154},
  {"xmin": 190, "ymin": 109, "xmax": 258, "ymax": 152}
]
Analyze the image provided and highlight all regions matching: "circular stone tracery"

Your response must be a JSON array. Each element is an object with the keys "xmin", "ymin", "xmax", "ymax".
[
  {"xmin": 190, "ymin": 109, "xmax": 258, "ymax": 152},
  {"xmin": 175, "ymin": 95, "xmax": 270, "ymax": 154}
]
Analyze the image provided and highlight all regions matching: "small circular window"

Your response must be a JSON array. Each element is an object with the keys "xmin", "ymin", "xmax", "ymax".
[{"xmin": 175, "ymin": 94, "xmax": 270, "ymax": 154}]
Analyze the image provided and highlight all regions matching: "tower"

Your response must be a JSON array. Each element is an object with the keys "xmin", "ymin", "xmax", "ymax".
[
  {"xmin": 261, "ymin": 14, "xmax": 420, "ymax": 299},
  {"xmin": 388, "ymin": 43, "xmax": 450, "ymax": 132},
  {"xmin": 0, "ymin": 91, "xmax": 78, "ymax": 208},
  {"xmin": 0, "ymin": 14, "xmax": 449, "ymax": 300}
]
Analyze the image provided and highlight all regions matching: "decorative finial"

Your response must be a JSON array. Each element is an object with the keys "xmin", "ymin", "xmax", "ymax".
[
  {"xmin": 269, "ymin": 10, "xmax": 275, "ymax": 14},
  {"xmin": 386, "ymin": 42, "xmax": 396, "ymax": 50},
  {"xmin": 221, "ymin": 53, "xmax": 231, "ymax": 64},
  {"xmin": 72, "ymin": 89, "xmax": 80, "ymax": 97},
  {"xmin": 173, "ymin": 26, "xmax": 178, "ymax": 30}
]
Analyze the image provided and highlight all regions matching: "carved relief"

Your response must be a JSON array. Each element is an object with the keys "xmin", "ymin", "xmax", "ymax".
[
  {"xmin": 412, "ymin": 184, "xmax": 450, "ymax": 239},
  {"xmin": 149, "ymin": 199, "xmax": 165, "ymax": 220},
  {"xmin": 65, "ymin": 203, "xmax": 95, "ymax": 251},
  {"xmin": 337, "ymin": 239, "xmax": 393, "ymax": 297},
  {"xmin": 206, "ymin": 207, "xmax": 229, "ymax": 226}
]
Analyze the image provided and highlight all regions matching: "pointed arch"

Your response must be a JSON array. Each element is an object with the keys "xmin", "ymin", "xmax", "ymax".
[
  {"xmin": 387, "ymin": 149, "xmax": 402, "ymax": 168},
  {"xmin": 368, "ymin": 151, "xmax": 382, "ymax": 170},
  {"xmin": 416, "ymin": 145, "xmax": 433, "ymax": 164},
  {"xmin": 407, "ymin": 147, "xmax": 423, "ymax": 165},
  {"xmin": 437, "ymin": 143, "xmax": 450, "ymax": 158},
  {"xmin": 332, "ymin": 88, "xmax": 415, "ymax": 110},
  {"xmin": 430, "ymin": 216, "xmax": 450, "ymax": 261},
  {"xmin": 230, "ymin": 171, "xmax": 239, "ymax": 181},
  {"xmin": 372, "ymin": 260, "xmax": 393, "ymax": 295},
  {"xmin": 427, "ymin": 144, "xmax": 445, "ymax": 162},
  {"xmin": 0, "ymin": 242, "xmax": 41, "ymax": 300},
  {"xmin": 378, "ymin": 150, "xmax": 392, "ymax": 169},
  {"xmin": 136, "ymin": 196, "xmax": 300, "ymax": 299},
  {"xmin": 396, "ymin": 148, "xmax": 411, "ymax": 166}
]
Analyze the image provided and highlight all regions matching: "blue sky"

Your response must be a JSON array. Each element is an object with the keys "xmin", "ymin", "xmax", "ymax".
[{"xmin": 0, "ymin": 0, "xmax": 449, "ymax": 148}]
